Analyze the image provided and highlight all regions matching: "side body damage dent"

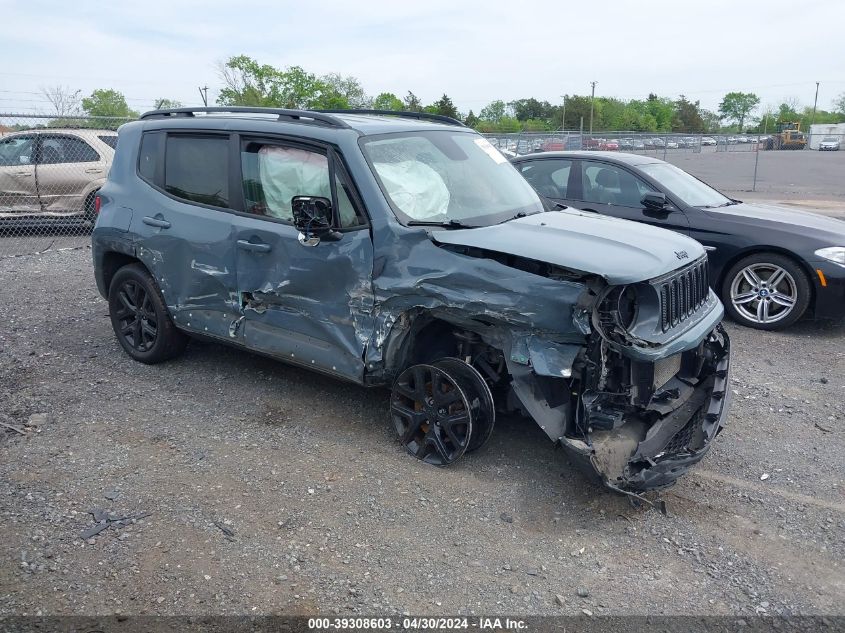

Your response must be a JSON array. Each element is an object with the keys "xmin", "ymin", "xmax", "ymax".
[{"xmin": 364, "ymin": 228, "xmax": 591, "ymax": 442}]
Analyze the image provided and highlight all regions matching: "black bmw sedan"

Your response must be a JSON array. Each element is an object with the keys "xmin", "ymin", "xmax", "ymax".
[{"xmin": 511, "ymin": 151, "xmax": 845, "ymax": 330}]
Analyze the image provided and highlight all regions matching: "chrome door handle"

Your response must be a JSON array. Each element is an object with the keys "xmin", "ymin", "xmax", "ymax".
[
  {"xmin": 14, "ymin": 172, "xmax": 32, "ymax": 177},
  {"xmin": 237, "ymin": 239, "xmax": 271, "ymax": 253},
  {"xmin": 85, "ymin": 168, "xmax": 104, "ymax": 174},
  {"xmin": 142, "ymin": 216, "xmax": 171, "ymax": 229}
]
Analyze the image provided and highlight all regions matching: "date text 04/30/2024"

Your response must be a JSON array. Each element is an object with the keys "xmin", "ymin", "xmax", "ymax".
[{"xmin": 307, "ymin": 617, "xmax": 528, "ymax": 630}]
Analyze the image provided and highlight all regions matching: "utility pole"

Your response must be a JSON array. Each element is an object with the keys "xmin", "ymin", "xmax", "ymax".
[
  {"xmin": 198, "ymin": 86, "xmax": 209, "ymax": 107},
  {"xmin": 589, "ymin": 81, "xmax": 597, "ymax": 137},
  {"xmin": 811, "ymin": 81, "xmax": 820, "ymax": 126},
  {"xmin": 560, "ymin": 94, "xmax": 567, "ymax": 131}
]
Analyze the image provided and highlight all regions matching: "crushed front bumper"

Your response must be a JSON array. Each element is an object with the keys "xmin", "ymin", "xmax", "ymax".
[{"xmin": 564, "ymin": 325, "xmax": 731, "ymax": 493}]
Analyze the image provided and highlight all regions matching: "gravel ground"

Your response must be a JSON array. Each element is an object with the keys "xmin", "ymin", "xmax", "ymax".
[{"xmin": 0, "ymin": 247, "xmax": 843, "ymax": 618}]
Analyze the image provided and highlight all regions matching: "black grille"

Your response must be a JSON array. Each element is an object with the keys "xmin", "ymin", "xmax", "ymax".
[
  {"xmin": 662, "ymin": 408, "xmax": 702, "ymax": 454},
  {"xmin": 659, "ymin": 259, "xmax": 709, "ymax": 332}
]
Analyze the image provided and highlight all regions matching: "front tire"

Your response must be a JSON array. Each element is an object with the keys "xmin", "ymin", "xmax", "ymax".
[
  {"xmin": 108, "ymin": 264, "xmax": 188, "ymax": 363},
  {"xmin": 721, "ymin": 253, "xmax": 811, "ymax": 330}
]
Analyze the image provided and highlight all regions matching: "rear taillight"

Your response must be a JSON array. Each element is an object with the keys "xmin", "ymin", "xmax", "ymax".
[{"xmin": 94, "ymin": 195, "xmax": 102, "ymax": 214}]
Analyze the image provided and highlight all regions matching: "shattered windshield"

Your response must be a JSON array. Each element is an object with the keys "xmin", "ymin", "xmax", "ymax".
[{"xmin": 360, "ymin": 131, "xmax": 544, "ymax": 226}]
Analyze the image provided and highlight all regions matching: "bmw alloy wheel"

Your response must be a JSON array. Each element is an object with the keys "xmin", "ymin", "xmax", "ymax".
[{"xmin": 729, "ymin": 263, "xmax": 798, "ymax": 325}]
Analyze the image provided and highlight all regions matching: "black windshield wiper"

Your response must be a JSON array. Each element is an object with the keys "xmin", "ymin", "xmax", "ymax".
[
  {"xmin": 407, "ymin": 219, "xmax": 477, "ymax": 228},
  {"xmin": 498, "ymin": 208, "xmax": 546, "ymax": 224}
]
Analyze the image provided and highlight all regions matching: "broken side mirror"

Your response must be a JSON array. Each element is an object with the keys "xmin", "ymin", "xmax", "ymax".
[{"xmin": 291, "ymin": 196, "xmax": 338, "ymax": 246}]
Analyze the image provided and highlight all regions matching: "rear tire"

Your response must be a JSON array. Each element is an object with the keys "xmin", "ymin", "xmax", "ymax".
[
  {"xmin": 108, "ymin": 263, "xmax": 188, "ymax": 363},
  {"xmin": 721, "ymin": 253, "xmax": 811, "ymax": 330}
]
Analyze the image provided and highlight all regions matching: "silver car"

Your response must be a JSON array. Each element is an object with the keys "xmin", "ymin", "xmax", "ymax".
[
  {"xmin": 0, "ymin": 128, "xmax": 116, "ymax": 228},
  {"xmin": 819, "ymin": 136, "xmax": 841, "ymax": 151}
]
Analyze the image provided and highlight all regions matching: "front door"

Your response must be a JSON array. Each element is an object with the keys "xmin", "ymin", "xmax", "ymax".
[
  {"xmin": 0, "ymin": 134, "xmax": 39, "ymax": 217},
  {"xmin": 231, "ymin": 137, "xmax": 374, "ymax": 382},
  {"xmin": 574, "ymin": 160, "xmax": 690, "ymax": 235}
]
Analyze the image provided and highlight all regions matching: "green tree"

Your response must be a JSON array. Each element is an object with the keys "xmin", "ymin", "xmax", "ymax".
[
  {"xmin": 558, "ymin": 95, "xmax": 592, "ymax": 130},
  {"xmin": 700, "ymin": 108, "xmax": 720, "ymax": 133},
  {"xmin": 509, "ymin": 98, "xmax": 554, "ymax": 122},
  {"xmin": 81, "ymin": 89, "xmax": 138, "ymax": 120},
  {"xmin": 279, "ymin": 66, "xmax": 328, "ymax": 109},
  {"xmin": 319, "ymin": 73, "xmax": 370, "ymax": 109},
  {"xmin": 216, "ymin": 56, "xmax": 335, "ymax": 109},
  {"xmin": 776, "ymin": 98, "xmax": 801, "ymax": 124},
  {"xmin": 718, "ymin": 91, "xmax": 760, "ymax": 131},
  {"xmin": 479, "ymin": 100, "xmax": 509, "ymax": 123},
  {"xmin": 431, "ymin": 94, "xmax": 460, "ymax": 120},
  {"xmin": 403, "ymin": 91, "xmax": 423, "ymax": 112},
  {"xmin": 372, "ymin": 92, "xmax": 404, "ymax": 111},
  {"xmin": 673, "ymin": 95, "xmax": 705, "ymax": 132},
  {"xmin": 217, "ymin": 55, "xmax": 286, "ymax": 106},
  {"xmin": 154, "ymin": 98, "xmax": 182, "ymax": 110},
  {"xmin": 464, "ymin": 110, "xmax": 479, "ymax": 128}
]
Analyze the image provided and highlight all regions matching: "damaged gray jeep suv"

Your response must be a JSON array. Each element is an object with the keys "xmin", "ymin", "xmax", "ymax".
[{"xmin": 92, "ymin": 107, "xmax": 731, "ymax": 493}]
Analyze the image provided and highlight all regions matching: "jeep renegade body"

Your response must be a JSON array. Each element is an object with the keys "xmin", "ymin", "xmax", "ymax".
[{"xmin": 92, "ymin": 107, "xmax": 731, "ymax": 493}]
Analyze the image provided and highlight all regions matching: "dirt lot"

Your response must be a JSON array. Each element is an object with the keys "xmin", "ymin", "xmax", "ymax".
[{"xmin": 0, "ymin": 247, "xmax": 843, "ymax": 618}]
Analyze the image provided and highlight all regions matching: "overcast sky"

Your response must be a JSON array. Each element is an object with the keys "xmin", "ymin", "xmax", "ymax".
[{"xmin": 2, "ymin": 0, "xmax": 844, "ymax": 118}]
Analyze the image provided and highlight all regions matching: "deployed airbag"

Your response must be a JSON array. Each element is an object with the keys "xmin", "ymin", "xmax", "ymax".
[
  {"xmin": 373, "ymin": 160, "xmax": 450, "ymax": 220},
  {"xmin": 258, "ymin": 147, "xmax": 331, "ymax": 221}
]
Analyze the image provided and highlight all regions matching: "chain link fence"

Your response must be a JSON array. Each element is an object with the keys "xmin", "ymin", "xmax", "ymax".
[
  {"xmin": 0, "ymin": 114, "xmax": 131, "ymax": 258},
  {"xmin": 2, "ymin": 113, "xmax": 842, "ymax": 259},
  {"xmin": 482, "ymin": 131, "xmax": 782, "ymax": 156}
]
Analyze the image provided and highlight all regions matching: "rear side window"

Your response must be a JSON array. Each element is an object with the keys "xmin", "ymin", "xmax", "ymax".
[
  {"xmin": 138, "ymin": 133, "xmax": 162, "ymax": 183},
  {"xmin": 98, "ymin": 135, "xmax": 118, "ymax": 149},
  {"xmin": 164, "ymin": 135, "xmax": 229, "ymax": 208}
]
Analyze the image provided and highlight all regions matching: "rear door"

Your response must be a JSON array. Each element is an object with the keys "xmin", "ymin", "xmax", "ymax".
[
  {"xmin": 35, "ymin": 133, "xmax": 108, "ymax": 214},
  {"xmin": 0, "ymin": 133, "xmax": 39, "ymax": 216},
  {"xmin": 230, "ymin": 135, "xmax": 374, "ymax": 382},
  {"xmin": 128, "ymin": 131, "xmax": 239, "ymax": 339}
]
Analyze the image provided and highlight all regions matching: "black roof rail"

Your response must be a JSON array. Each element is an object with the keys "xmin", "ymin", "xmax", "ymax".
[
  {"xmin": 316, "ymin": 109, "xmax": 465, "ymax": 127},
  {"xmin": 138, "ymin": 106, "xmax": 351, "ymax": 128}
]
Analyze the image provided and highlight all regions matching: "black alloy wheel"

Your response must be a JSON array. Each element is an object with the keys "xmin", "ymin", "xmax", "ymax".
[
  {"xmin": 390, "ymin": 364, "xmax": 474, "ymax": 466},
  {"xmin": 108, "ymin": 264, "xmax": 188, "ymax": 364},
  {"xmin": 433, "ymin": 358, "xmax": 496, "ymax": 452},
  {"xmin": 114, "ymin": 279, "xmax": 158, "ymax": 353}
]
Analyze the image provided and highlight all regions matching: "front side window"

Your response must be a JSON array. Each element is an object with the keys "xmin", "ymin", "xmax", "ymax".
[
  {"xmin": 39, "ymin": 136, "xmax": 100, "ymax": 164},
  {"xmin": 164, "ymin": 135, "xmax": 229, "ymax": 208},
  {"xmin": 638, "ymin": 162, "xmax": 731, "ymax": 208},
  {"xmin": 241, "ymin": 142, "xmax": 363, "ymax": 227},
  {"xmin": 580, "ymin": 163, "xmax": 657, "ymax": 207},
  {"xmin": 0, "ymin": 135, "xmax": 36, "ymax": 165},
  {"xmin": 360, "ymin": 131, "xmax": 544, "ymax": 226},
  {"xmin": 98, "ymin": 135, "xmax": 118, "ymax": 149}
]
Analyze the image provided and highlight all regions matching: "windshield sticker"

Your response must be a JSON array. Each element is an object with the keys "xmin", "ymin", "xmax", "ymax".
[{"xmin": 474, "ymin": 138, "xmax": 508, "ymax": 164}]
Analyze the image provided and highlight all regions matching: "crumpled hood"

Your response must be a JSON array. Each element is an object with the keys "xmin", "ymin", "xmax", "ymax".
[{"xmin": 431, "ymin": 209, "xmax": 704, "ymax": 284}]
